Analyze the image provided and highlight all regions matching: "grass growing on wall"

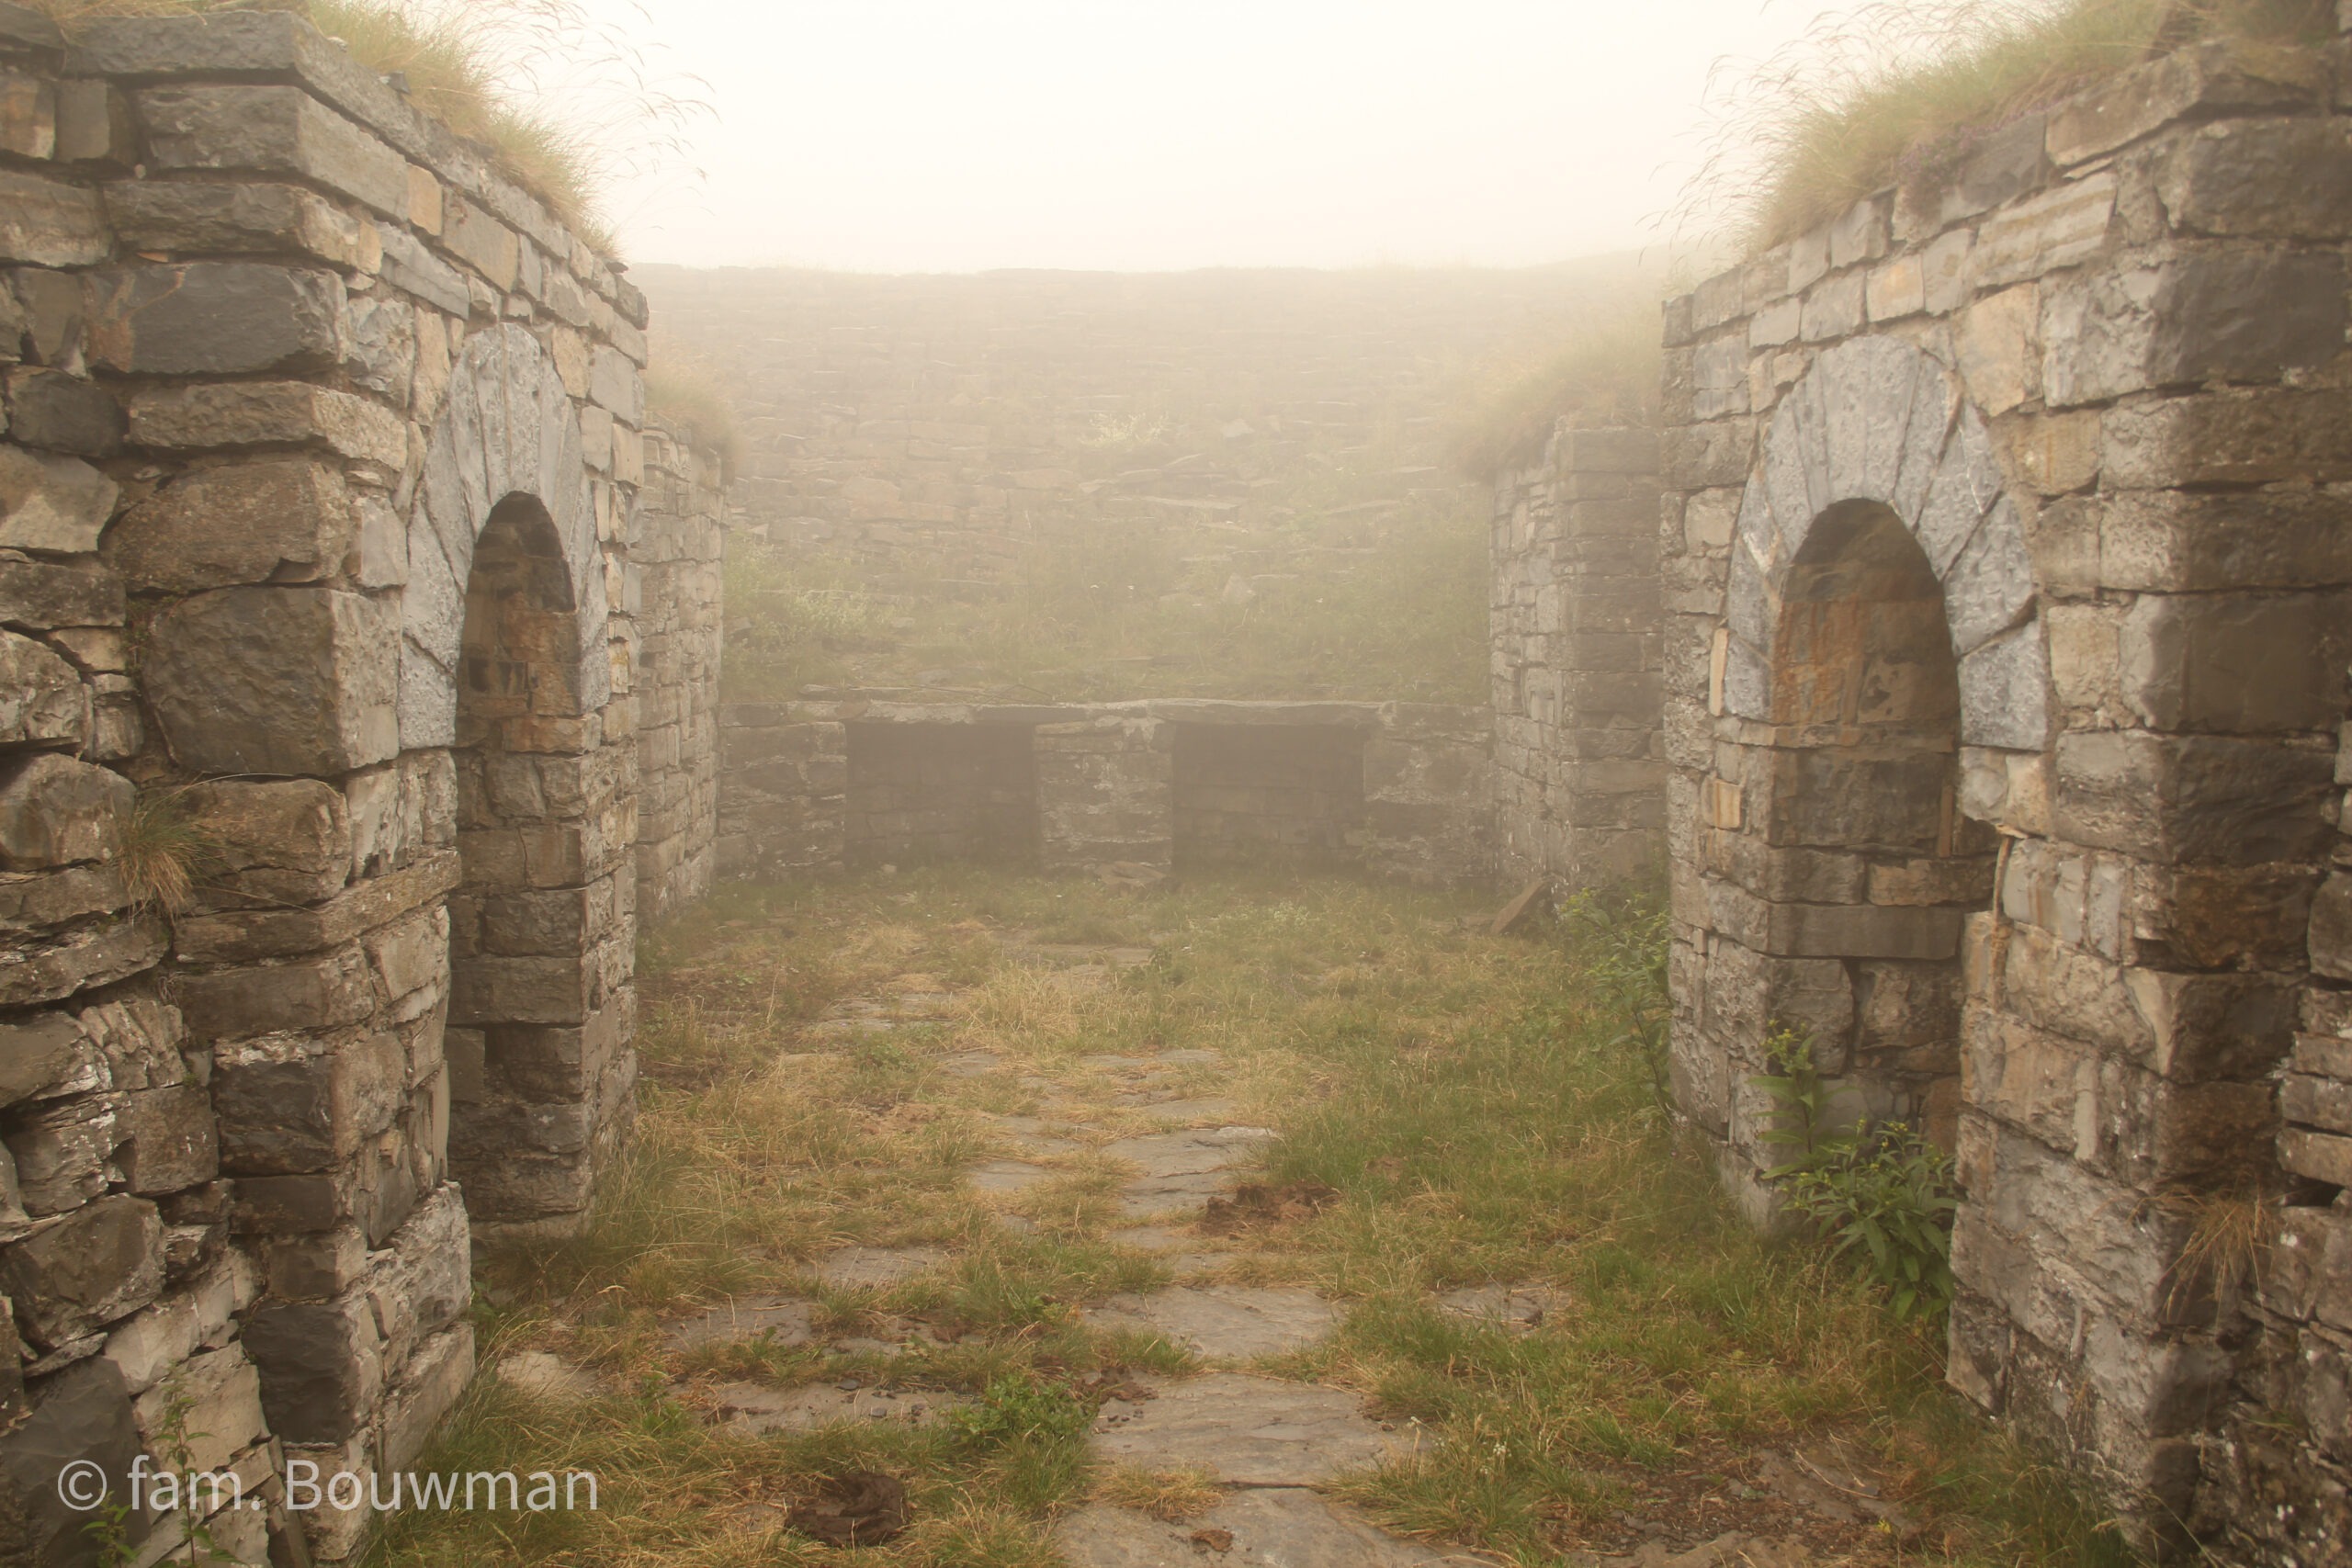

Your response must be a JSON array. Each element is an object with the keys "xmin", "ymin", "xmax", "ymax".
[
  {"xmin": 25, "ymin": 0, "xmax": 706, "ymax": 239},
  {"xmin": 1680, "ymin": 0, "xmax": 2335, "ymax": 252},
  {"xmin": 1442, "ymin": 296, "xmax": 1667, "ymax": 480}
]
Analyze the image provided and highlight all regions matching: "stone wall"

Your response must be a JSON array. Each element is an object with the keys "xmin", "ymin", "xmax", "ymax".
[
  {"xmin": 630, "ymin": 424, "xmax": 726, "ymax": 919},
  {"xmin": 718, "ymin": 697, "xmax": 1493, "ymax": 887},
  {"xmin": 1642, "ymin": 30, "xmax": 2352, "ymax": 1559},
  {"xmin": 1489, "ymin": 425, "xmax": 1665, "ymax": 892},
  {"xmin": 0, "ymin": 9, "xmax": 717, "ymax": 1562},
  {"xmin": 639, "ymin": 264, "xmax": 1611, "ymax": 614}
]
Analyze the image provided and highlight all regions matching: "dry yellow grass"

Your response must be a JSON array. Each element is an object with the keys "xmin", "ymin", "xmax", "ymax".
[
  {"xmin": 1682, "ymin": 0, "xmax": 2335, "ymax": 252},
  {"xmin": 24, "ymin": 0, "xmax": 706, "ymax": 240}
]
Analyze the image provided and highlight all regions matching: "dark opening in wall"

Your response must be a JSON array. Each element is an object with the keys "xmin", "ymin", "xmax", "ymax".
[
  {"xmin": 1767, "ymin": 499, "xmax": 1993, "ymax": 1149},
  {"xmin": 1171, "ymin": 722, "xmax": 1367, "ymax": 868},
  {"xmin": 844, "ymin": 722, "xmax": 1040, "ymax": 865}
]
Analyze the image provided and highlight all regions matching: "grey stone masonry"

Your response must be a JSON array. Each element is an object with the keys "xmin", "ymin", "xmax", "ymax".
[
  {"xmin": 0, "ymin": 9, "xmax": 716, "ymax": 1562},
  {"xmin": 1490, "ymin": 424, "xmax": 1665, "ymax": 894},
  {"xmin": 1653, "ymin": 27, "xmax": 2352, "ymax": 1562},
  {"xmin": 718, "ymin": 697, "xmax": 1494, "ymax": 886}
]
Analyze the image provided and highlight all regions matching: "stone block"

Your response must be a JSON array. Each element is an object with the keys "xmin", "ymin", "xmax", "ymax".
[
  {"xmin": 2045, "ymin": 39, "xmax": 2329, "ymax": 167},
  {"xmin": 145, "ymin": 586, "xmax": 399, "ymax": 776},
  {"xmin": 103, "ymin": 176, "xmax": 379, "ymax": 270},
  {"xmin": 126, "ymin": 380, "xmax": 407, "ymax": 468},
  {"xmin": 244, "ymin": 1291, "xmax": 381, "ymax": 1444},
  {"xmin": 0, "ymin": 168, "xmax": 107, "ymax": 268},
  {"xmin": 590, "ymin": 344, "xmax": 643, "ymax": 423},
  {"xmin": 2097, "ymin": 487, "xmax": 2352, "ymax": 592},
  {"xmin": 2043, "ymin": 253, "xmax": 2346, "ymax": 407},
  {"xmin": 2157, "ymin": 118, "xmax": 2352, "ymax": 238},
  {"xmin": 0, "ymin": 629, "xmax": 84, "ymax": 749},
  {"xmin": 2313, "ymin": 870, "xmax": 2352, "ymax": 981},
  {"xmin": 113, "ymin": 1083, "xmax": 217, "ymax": 1196},
  {"xmin": 379, "ymin": 1322, "xmax": 474, "ymax": 1472},
  {"xmin": 180, "ymin": 776, "xmax": 352, "ymax": 909},
  {"xmin": 106, "ymin": 457, "xmax": 358, "ymax": 593},
  {"xmin": 87, "ymin": 262, "xmax": 345, "ymax": 376},
  {"xmin": 0, "ymin": 1194, "xmax": 164, "ymax": 1348},
  {"xmin": 376, "ymin": 220, "xmax": 471, "ymax": 317},
  {"xmin": 2279, "ymin": 1127, "xmax": 2352, "ymax": 1187},
  {"xmin": 213, "ymin": 1029, "xmax": 403, "ymax": 1175},
  {"xmin": 2053, "ymin": 729, "xmax": 2335, "ymax": 865},
  {"xmin": 443, "ymin": 197, "xmax": 519, "ymax": 289},
  {"xmin": 173, "ymin": 944, "xmax": 376, "ymax": 1043},
  {"xmin": 0, "ymin": 753, "xmax": 130, "ymax": 870},
  {"xmin": 0, "ymin": 443, "xmax": 117, "ymax": 553},
  {"xmin": 0, "ymin": 1356, "xmax": 149, "ymax": 1566},
  {"xmin": 2120, "ymin": 591, "xmax": 2350, "ymax": 733},
  {"xmin": 0, "ymin": 1011, "xmax": 99, "ymax": 1110},
  {"xmin": 1968, "ymin": 170, "xmax": 2113, "ymax": 288},
  {"xmin": 135, "ymin": 83, "xmax": 409, "ymax": 217},
  {"xmin": 4, "ymin": 367, "xmax": 121, "ymax": 457},
  {"xmin": 0, "ymin": 555, "xmax": 122, "ymax": 631}
]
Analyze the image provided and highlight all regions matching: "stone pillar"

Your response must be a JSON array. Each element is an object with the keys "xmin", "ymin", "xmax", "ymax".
[
  {"xmin": 1035, "ymin": 715, "xmax": 1173, "ymax": 875},
  {"xmin": 1488, "ymin": 424, "xmax": 1663, "ymax": 893},
  {"xmin": 630, "ymin": 424, "xmax": 727, "ymax": 921}
]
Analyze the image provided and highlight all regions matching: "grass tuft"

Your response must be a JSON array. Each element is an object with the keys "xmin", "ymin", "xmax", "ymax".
[
  {"xmin": 26, "ymin": 0, "xmax": 707, "ymax": 240},
  {"xmin": 107, "ymin": 786, "xmax": 217, "ymax": 916},
  {"xmin": 1679, "ymin": 0, "xmax": 2335, "ymax": 253}
]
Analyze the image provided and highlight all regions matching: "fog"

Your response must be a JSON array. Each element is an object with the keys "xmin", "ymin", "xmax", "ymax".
[{"xmin": 583, "ymin": 0, "xmax": 1845, "ymax": 271}]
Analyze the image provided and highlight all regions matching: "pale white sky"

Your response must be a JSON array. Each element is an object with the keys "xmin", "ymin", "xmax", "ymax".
[{"xmin": 578, "ymin": 0, "xmax": 1848, "ymax": 272}]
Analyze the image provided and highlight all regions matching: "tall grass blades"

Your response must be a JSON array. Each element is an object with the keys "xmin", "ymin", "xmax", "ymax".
[
  {"xmin": 27, "ymin": 0, "xmax": 712, "ymax": 240},
  {"xmin": 1676, "ymin": 0, "xmax": 2335, "ymax": 253}
]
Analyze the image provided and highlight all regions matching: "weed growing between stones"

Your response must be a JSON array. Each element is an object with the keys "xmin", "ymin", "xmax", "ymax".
[{"xmin": 368, "ymin": 869, "xmax": 2132, "ymax": 1565}]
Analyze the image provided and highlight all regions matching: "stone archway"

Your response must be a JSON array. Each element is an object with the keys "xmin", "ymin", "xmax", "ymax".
[
  {"xmin": 401, "ymin": 325, "xmax": 634, "ymax": 1242},
  {"xmin": 1677, "ymin": 335, "xmax": 2049, "ymax": 1212}
]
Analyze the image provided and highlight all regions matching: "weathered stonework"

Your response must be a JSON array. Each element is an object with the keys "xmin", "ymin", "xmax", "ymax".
[
  {"xmin": 0, "ymin": 9, "xmax": 719, "ymax": 1562},
  {"xmin": 1638, "ymin": 30, "xmax": 2352, "ymax": 1562},
  {"xmin": 718, "ymin": 698, "xmax": 1493, "ymax": 886},
  {"xmin": 1490, "ymin": 426, "xmax": 1666, "ymax": 891}
]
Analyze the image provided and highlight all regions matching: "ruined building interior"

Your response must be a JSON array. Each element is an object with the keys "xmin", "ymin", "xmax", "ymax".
[{"xmin": 0, "ymin": 5, "xmax": 2346, "ymax": 1567}]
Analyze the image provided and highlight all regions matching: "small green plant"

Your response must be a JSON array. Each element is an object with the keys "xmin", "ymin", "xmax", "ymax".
[
  {"xmin": 1753, "ymin": 1024, "xmax": 1959, "ymax": 1321},
  {"xmin": 1563, "ymin": 884, "xmax": 1672, "ymax": 1113},
  {"xmin": 946, "ymin": 1375, "xmax": 1093, "ymax": 1448},
  {"xmin": 89, "ymin": 1373, "xmax": 233, "ymax": 1566}
]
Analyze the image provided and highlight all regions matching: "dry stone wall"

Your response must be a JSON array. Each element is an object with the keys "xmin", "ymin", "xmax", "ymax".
[
  {"xmin": 719, "ymin": 698, "xmax": 1493, "ymax": 887},
  {"xmin": 1490, "ymin": 426, "xmax": 1666, "ymax": 891},
  {"xmin": 0, "ymin": 8, "xmax": 719, "ymax": 1562},
  {"xmin": 1634, "ymin": 29, "xmax": 2352, "ymax": 1562}
]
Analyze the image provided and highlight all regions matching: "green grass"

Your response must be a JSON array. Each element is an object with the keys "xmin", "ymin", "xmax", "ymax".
[
  {"xmin": 372, "ymin": 868, "xmax": 2134, "ymax": 1566},
  {"xmin": 1681, "ymin": 0, "xmax": 2335, "ymax": 252},
  {"xmin": 719, "ymin": 491, "xmax": 1487, "ymax": 706},
  {"xmin": 1442, "ymin": 291, "xmax": 1667, "ymax": 480}
]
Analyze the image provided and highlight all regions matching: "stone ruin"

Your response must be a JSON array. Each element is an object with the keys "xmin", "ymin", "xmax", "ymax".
[
  {"xmin": 1489, "ymin": 27, "xmax": 2352, "ymax": 1564},
  {"xmin": 0, "ymin": 7, "xmax": 719, "ymax": 1562},
  {"xmin": 0, "ymin": 4, "xmax": 2346, "ymax": 1565}
]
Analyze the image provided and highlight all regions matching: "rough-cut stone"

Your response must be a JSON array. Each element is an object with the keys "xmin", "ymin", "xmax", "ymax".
[
  {"xmin": 4, "ymin": 367, "xmax": 122, "ymax": 456},
  {"xmin": 104, "ymin": 177, "xmax": 379, "ymax": 269},
  {"xmin": 1057, "ymin": 1491, "xmax": 1472, "ymax": 1567},
  {"xmin": 0, "ymin": 168, "xmax": 107, "ymax": 267},
  {"xmin": 1089, "ymin": 1373, "xmax": 1404, "ymax": 1485},
  {"xmin": 105, "ymin": 458, "xmax": 356, "ymax": 592},
  {"xmin": 663, "ymin": 1295, "xmax": 814, "ymax": 1352},
  {"xmin": 0, "ymin": 629, "xmax": 84, "ymax": 747},
  {"xmin": 144, "ymin": 586, "xmax": 399, "ymax": 775},
  {"xmin": 135, "ymin": 83, "xmax": 409, "ymax": 217},
  {"xmin": 1082, "ymin": 1286, "xmax": 1338, "ymax": 1358},
  {"xmin": 0, "ymin": 753, "xmax": 131, "ymax": 870},
  {"xmin": 0, "ymin": 1194, "xmax": 164, "ymax": 1348},
  {"xmin": 127, "ymin": 380, "xmax": 407, "ymax": 468},
  {"xmin": 710, "ymin": 1380, "xmax": 968, "ymax": 1434},
  {"xmin": 86, "ymin": 262, "xmax": 345, "ymax": 375},
  {"xmin": 0, "ymin": 444, "xmax": 116, "ymax": 552},
  {"xmin": 0, "ymin": 1356, "xmax": 150, "ymax": 1566},
  {"xmin": 815, "ymin": 1245, "xmax": 945, "ymax": 1289}
]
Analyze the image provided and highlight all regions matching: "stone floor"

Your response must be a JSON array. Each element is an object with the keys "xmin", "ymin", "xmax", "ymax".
[{"xmin": 496, "ymin": 929, "xmax": 1827, "ymax": 1563}]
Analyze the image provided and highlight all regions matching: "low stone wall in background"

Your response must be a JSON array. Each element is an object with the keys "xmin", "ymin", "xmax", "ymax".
[{"xmin": 718, "ymin": 697, "xmax": 1495, "ymax": 887}]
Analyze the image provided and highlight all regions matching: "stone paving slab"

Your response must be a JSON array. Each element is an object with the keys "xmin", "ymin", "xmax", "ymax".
[
  {"xmin": 663, "ymin": 1295, "xmax": 814, "ymax": 1351},
  {"xmin": 1090, "ymin": 1373, "xmax": 1407, "ymax": 1484},
  {"xmin": 817, "ymin": 1246, "xmax": 947, "ymax": 1289},
  {"xmin": 1435, "ymin": 1281, "xmax": 1568, "ymax": 1333},
  {"xmin": 496, "ymin": 1351, "xmax": 605, "ymax": 1404},
  {"xmin": 1136, "ymin": 1097, "xmax": 1238, "ymax": 1122},
  {"xmin": 1102, "ymin": 1127, "xmax": 1275, "ymax": 1178},
  {"xmin": 1056, "ymin": 1491, "xmax": 1475, "ymax": 1567},
  {"xmin": 1117, "ymin": 1169, "xmax": 1235, "ymax": 1215},
  {"xmin": 1083, "ymin": 1285, "xmax": 1337, "ymax": 1358}
]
